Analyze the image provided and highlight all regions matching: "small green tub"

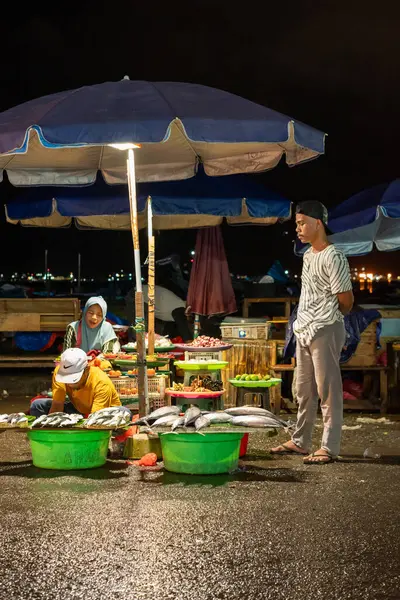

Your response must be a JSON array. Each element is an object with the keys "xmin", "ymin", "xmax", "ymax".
[
  {"xmin": 27, "ymin": 429, "xmax": 111, "ymax": 470},
  {"xmin": 160, "ymin": 432, "xmax": 244, "ymax": 475}
]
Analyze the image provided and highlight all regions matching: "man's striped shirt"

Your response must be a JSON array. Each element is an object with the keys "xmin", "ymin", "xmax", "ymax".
[{"xmin": 294, "ymin": 244, "xmax": 352, "ymax": 347}]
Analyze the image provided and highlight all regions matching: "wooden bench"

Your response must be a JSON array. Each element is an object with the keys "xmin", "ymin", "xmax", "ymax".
[{"xmin": 271, "ymin": 363, "xmax": 389, "ymax": 414}]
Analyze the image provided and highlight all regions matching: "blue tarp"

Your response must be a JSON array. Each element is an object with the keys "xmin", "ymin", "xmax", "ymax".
[
  {"xmin": 283, "ymin": 306, "xmax": 381, "ymax": 364},
  {"xmin": 267, "ymin": 260, "xmax": 289, "ymax": 284}
]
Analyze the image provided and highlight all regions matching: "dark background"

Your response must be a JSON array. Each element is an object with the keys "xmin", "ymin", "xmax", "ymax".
[{"xmin": 0, "ymin": 1, "xmax": 399, "ymax": 277}]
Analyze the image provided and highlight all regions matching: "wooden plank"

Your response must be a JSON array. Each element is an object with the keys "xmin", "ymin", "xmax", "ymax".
[
  {"xmin": 0, "ymin": 298, "xmax": 80, "ymax": 314},
  {"xmin": 0, "ymin": 354, "xmax": 57, "ymax": 362},
  {"xmin": 0, "ymin": 354, "xmax": 57, "ymax": 368},
  {"xmin": 0, "ymin": 313, "xmax": 40, "ymax": 331}
]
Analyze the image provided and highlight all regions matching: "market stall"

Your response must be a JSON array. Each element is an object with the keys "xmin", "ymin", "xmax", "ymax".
[{"xmin": 0, "ymin": 78, "xmax": 325, "ymax": 472}]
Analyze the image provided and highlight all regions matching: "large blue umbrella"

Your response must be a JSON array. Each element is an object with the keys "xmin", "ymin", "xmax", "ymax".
[
  {"xmin": 0, "ymin": 78, "xmax": 325, "ymax": 186},
  {"xmin": 5, "ymin": 170, "xmax": 291, "ymax": 229},
  {"xmin": 295, "ymin": 179, "xmax": 400, "ymax": 256}
]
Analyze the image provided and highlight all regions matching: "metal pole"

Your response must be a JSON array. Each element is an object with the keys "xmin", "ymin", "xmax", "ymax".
[
  {"xmin": 147, "ymin": 197, "xmax": 155, "ymax": 355},
  {"xmin": 127, "ymin": 150, "xmax": 149, "ymax": 416}
]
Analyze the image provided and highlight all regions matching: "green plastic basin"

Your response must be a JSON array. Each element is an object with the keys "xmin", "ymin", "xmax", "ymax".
[
  {"xmin": 27, "ymin": 429, "xmax": 111, "ymax": 470},
  {"xmin": 160, "ymin": 432, "xmax": 243, "ymax": 475}
]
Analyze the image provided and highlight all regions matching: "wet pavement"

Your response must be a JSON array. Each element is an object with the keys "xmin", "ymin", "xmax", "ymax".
[{"xmin": 0, "ymin": 404, "xmax": 399, "ymax": 600}]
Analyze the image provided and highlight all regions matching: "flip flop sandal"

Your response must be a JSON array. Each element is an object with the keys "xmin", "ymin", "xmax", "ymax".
[
  {"xmin": 271, "ymin": 443, "xmax": 308, "ymax": 455},
  {"xmin": 303, "ymin": 452, "xmax": 336, "ymax": 465}
]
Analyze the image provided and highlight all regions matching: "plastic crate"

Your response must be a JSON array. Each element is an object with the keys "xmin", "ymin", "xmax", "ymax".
[
  {"xmin": 184, "ymin": 350, "xmax": 223, "ymax": 362},
  {"xmin": 112, "ymin": 375, "xmax": 167, "ymax": 401},
  {"xmin": 221, "ymin": 323, "xmax": 270, "ymax": 340}
]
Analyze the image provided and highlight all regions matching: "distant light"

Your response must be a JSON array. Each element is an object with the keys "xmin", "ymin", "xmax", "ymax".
[
  {"xmin": 387, "ymin": 273, "xmax": 392, "ymax": 280},
  {"xmin": 108, "ymin": 143, "xmax": 141, "ymax": 150},
  {"xmin": 190, "ymin": 250, "xmax": 195, "ymax": 256},
  {"xmin": 294, "ymin": 275, "xmax": 298, "ymax": 279},
  {"xmin": 190, "ymin": 259, "xmax": 194, "ymax": 263},
  {"xmin": 367, "ymin": 273, "xmax": 373, "ymax": 281},
  {"xmin": 362, "ymin": 267, "xmax": 365, "ymax": 271},
  {"xmin": 284, "ymin": 270, "xmax": 289, "ymax": 275}
]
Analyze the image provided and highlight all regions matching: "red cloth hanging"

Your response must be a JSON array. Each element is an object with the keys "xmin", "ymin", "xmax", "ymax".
[{"xmin": 187, "ymin": 227, "xmax": 237, "ymax": 316}]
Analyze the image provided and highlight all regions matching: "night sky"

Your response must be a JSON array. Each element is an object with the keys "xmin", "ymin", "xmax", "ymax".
[{"xmin": 1, "ymin": 1, "xmax": 399, "ymax": 277}]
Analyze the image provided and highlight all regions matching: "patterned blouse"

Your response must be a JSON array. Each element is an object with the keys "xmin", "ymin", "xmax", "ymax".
[{"xmin": 63, "ymin": 325, "xmax": 120, "ymax": 354}]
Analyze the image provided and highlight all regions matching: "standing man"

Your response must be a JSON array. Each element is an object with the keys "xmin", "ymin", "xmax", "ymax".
[{"xmin": 272, "ymin": 201, "xmax": 353, "ymax": 464}]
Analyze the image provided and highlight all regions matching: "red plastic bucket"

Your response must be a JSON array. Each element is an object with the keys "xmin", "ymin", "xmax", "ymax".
[{"xmin": 239, "ymin": 433, "xmax": 249, "ymax": 457}]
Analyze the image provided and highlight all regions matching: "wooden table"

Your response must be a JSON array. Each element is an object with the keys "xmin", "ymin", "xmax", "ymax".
[{"xmin": 242, "ymin": 297, "xmax": 298, "ymax": 319}]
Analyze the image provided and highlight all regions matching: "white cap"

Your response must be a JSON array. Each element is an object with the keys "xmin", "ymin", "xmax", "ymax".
[{"xmin": 56, "ymin": 348, "xmax": 88, "ymax": 384}]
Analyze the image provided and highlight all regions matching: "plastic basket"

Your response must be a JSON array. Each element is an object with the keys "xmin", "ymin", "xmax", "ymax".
[{"xmin": 112, "ymin": 375, "xmax": 167, "ymax": 401}]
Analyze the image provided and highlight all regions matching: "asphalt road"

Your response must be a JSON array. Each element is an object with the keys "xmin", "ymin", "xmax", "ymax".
[{"xmin": 0, "ymin": 414, "xmax": 399, "ymax": 600}]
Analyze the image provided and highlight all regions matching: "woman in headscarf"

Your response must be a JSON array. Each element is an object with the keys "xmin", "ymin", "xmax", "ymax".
[{"xmin": 63, "ymin": 297, "xmax": 120, "ymax": 354}]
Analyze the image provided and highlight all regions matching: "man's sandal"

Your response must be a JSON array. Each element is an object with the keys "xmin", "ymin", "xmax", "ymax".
[
  {"xmin": 270, "ymin": 442, "xmax": 308, "ymax": 455},
  {"xmin": 303, "ymin": 451, "xmax": 337, "ymax": 465}
]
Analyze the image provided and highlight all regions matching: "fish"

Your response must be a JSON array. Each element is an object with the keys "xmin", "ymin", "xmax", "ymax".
[
  {"xmin": 171, "ymin": 416, "xmax": 185, "ymax": 431},
  {"xmin": 152, "ymin": 415, "xmax": 181, "ymax": 427},
  {"xmin": 31, "ymin": 415, "xmax": 48, "ymax": 427},
  {"xmin": 8, "ymin": 412, "xmax": 26, "ymax": 424},
  {"xmin": 203, "ymin": 412, "xmax": 233, "ymax": 424},
  {"xmin": 146, "ymin": 405, "xmax": 181, "ymax": 421},
  {"xmin": 225, "ymin": 406, "xmax": 287, "ymax": 424},
  {"xmin": 231, "ymin": 415, "xmax": 284, "ymax": 428},
  {"xmin": 184, "ymin": 406, "xmax": 201, "ymax": 426},
  {"xmin": 194, "ymin": 415, "xmax": 210, "ymax": 431}
]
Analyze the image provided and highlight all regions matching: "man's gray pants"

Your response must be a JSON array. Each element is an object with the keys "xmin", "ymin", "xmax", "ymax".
[{"xmin": 292, "ymin": 321, "xmax": 346, "ymax": 457}]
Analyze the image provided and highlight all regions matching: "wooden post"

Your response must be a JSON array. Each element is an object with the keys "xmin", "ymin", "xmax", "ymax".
[{"xmin": 127, "ymin": 150, "xmax": 149, "ymax": 416}]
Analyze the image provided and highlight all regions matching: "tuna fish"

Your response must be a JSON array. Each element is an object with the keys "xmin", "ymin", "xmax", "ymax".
[
  {"xmin": 143, "ymin": 405, "xmax": 182, "ymax": 422},
  {"xmin": 152, "ymin": 414, "xmax": 181, "ymax": 427},
  {"xmin": 203, "ymin": 412, "xmax": 233, "ymax": 424},
  {"xmin": 231, "ymin": 415, "xmax": 285, "ymax": 428},
  {"xmin": 184, "ymin": 406, "xmax": 201, "ymax": 426},
  {"xmin": 225, "ymin": 406, "xmax": 288, "ymax": 425},
  {"xmin": 194, "ymin": 415, "xmax": 210, "ymax": 432},
  {"xmin": 171, "ymin": 416, "xmax": 185, "ymax": 431}
]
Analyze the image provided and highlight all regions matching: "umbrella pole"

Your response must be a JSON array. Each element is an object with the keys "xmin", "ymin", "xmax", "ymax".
[
  {"xmin": 147, "ymin": 197, "xmax": 155, "ymax": 356},
  {"xmin": 127, "ymin": 150, "xmax": 149, "ymax": 417}
]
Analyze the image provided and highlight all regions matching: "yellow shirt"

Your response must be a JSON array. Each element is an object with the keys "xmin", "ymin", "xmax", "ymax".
[{"xmin": 52, "ymin": 366, "xmax": 121, "ymax": 415}]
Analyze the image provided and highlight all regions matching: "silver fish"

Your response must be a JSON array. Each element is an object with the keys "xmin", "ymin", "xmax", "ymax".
[
  {"xmin": 194, "ymin": 415, "xmax": 210, "ymax": 431},
  {"xmin": 171, "ymin": 416, "xmax": 185, "ymax": 431},
  {"xmin": 203, "ymin": 412, "xmax": 233, "ymax": 424},
  {"xmin": 31, "ymin": 415, "xmax": 48, "ymax": 427},
  {"xmin": 8, "ymin": 412, "xmax": 26, "ymax": 424},
  {"xmin": 146, "ymin": 405, "xmax": 181, "ymax": 421},
  {"xmin": 231, "ymin": 415, "xmax": 284, "ymax": 428},
  {"xmin": 225, "ymin": 406, "xmax": 283, "ymax": 420},
  {"xmin": 152, "ymin": 415, "xmax": 181, "ymax": 427},
  {"xmin": 184, "ymin": 406, "xmax": 201, "ymax": 426}
]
